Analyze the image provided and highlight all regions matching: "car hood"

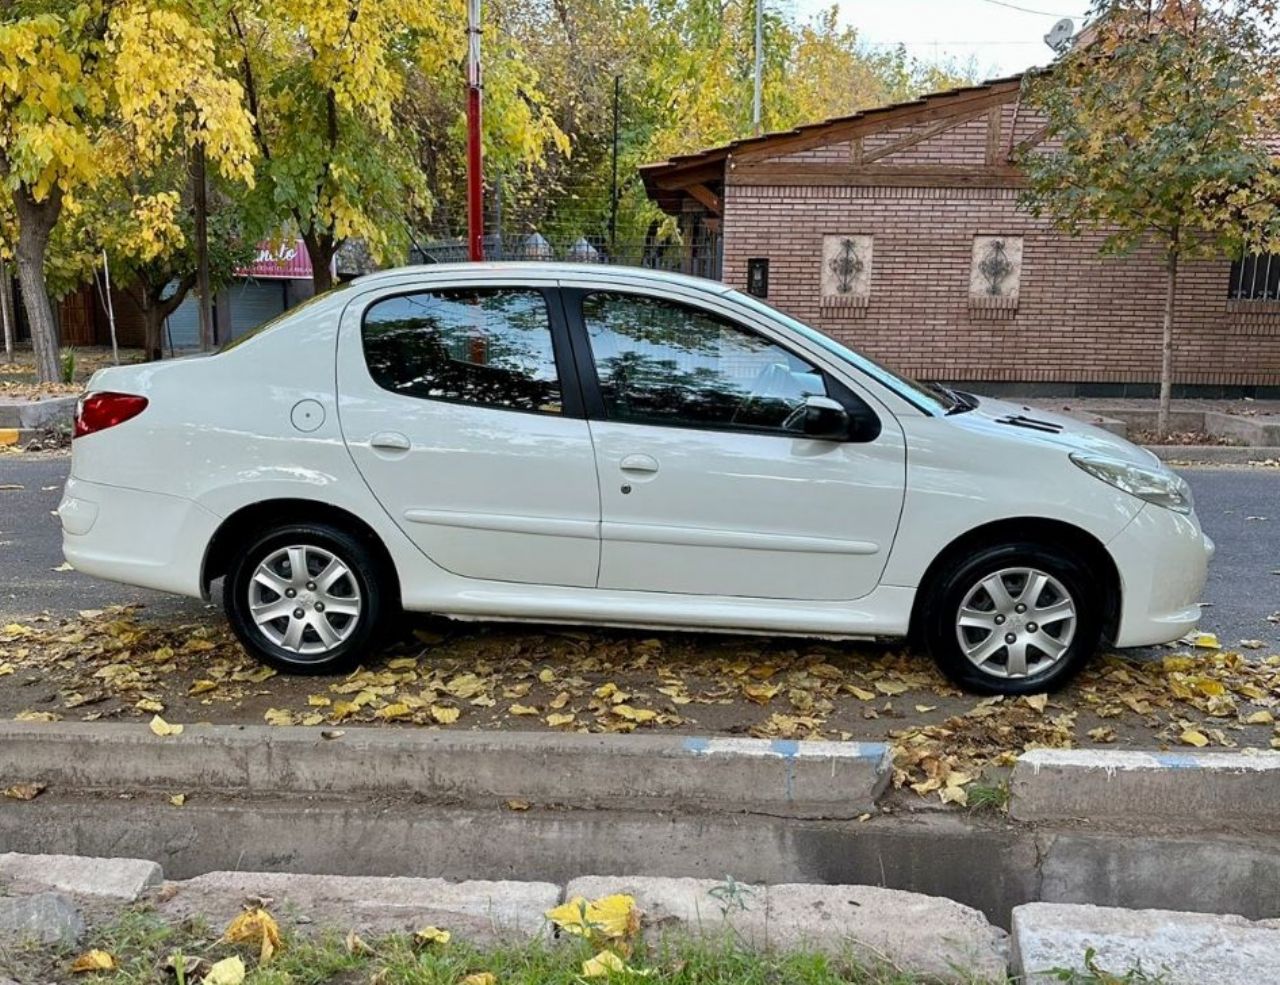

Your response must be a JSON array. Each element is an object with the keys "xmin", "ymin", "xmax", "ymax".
[{"xmin": 950, "ymin": 395, "xmax": 1161, "ymax": 468}]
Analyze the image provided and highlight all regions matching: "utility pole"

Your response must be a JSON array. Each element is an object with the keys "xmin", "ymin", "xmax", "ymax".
[
  {"xmin": 609, "ymin": 75, "xmax": 620, "ymax": 257},
  {"xmin": 752, "ymin": 0, "xmax": 764, "ymax": 135},
  {"xmin": 466, "ymin": 0, "xmax": 484, "ymax": 262}
]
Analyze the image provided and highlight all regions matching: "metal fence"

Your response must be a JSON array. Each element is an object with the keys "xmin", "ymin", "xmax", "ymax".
[{"xmin": 407, "ymin": 231, "xmax": 722, "ymax": 281}]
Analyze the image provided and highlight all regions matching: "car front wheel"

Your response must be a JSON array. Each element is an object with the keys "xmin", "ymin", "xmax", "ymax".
[
  {"xmin": 919, "ymin": 542, "xmax": 1102, "ymax": 695},
  {"xmin": 225, "ymin": 522, "xmax": 389, "ymax": 674}
]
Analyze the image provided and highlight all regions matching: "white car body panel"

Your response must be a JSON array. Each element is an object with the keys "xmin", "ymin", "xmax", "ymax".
[{"xmin": 59, "ymin": 262, "xmax": 1212, "ymax": 656}]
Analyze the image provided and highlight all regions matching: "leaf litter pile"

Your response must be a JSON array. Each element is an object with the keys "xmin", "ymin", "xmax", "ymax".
[{"xmin": 3, "ymin": 608, "xmax": 1279, "ymax": 806}]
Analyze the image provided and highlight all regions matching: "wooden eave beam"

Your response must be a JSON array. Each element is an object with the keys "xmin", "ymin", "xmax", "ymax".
[
  {"xmin": 730, "ymin": 84, "xmax": 1021, "ymax": 164},
  {"xmin": 859, "ymin": 106, "xmax": 992, "ymax": 164},
  {"xmin": 684, "ymin": 183, "xmax": 722, "ymax": 215},
  {"xmin": 727, "ymin": 162, "xmax": 1027, "ymax": 189}
]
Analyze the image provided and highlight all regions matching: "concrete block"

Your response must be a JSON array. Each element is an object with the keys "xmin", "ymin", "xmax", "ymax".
[
  {"xmin": 564, "ymin": 876, "xmax": 1008, "ymax": 983},
  {"xmin": 1204, "ymin": 411, "xmax": 1265, "ymax": 446},
  {"xmin": 0, "ymin": 723, "xmax": 891, "ymax": 817},
  {"xmin": 0, "ymin": 892, "xmax": 84, "ymax": 946},
  {"xmin": 157, "ymin": 871, "xmax": 559, "ymax": 942},
  {"xmin": 1012, "ymin": 902, "xmax": 1280, "ymax": 984},
  {"xmin": 0, "ymin": 396, "xmax": 77, "ymax": 430},
  {"xmin": 0, "ymin": 853, "xmax": 162, "ymax": 901},
  {"xmin": 1148, "ymin": 444, "xmax": 1280, "ymax": 464},
  {"xmin": 1010, "ymin": 748, "xmax": 1280, "ymax": 827},
  {"xmin": 563, "ymin": 875, "xmax": 740, "ymax": 936},
  {"xmin": 1086, "ymin": 407, "xmax": 1206, "ymax": 432}
]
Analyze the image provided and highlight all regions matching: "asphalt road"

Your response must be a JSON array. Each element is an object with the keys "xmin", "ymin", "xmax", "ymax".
[{"xmin": 2, "ymin": 455, "xmax": 1278, "ymax": 649}]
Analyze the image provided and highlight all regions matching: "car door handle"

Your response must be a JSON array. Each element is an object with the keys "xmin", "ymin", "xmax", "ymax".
[
  {"xmin": 620, "ymin": 454, "xmax": 659, "ymax": 474},
  {"xmin": 370, "ymin": 431, "xmax": 411, "ymax": 452}
]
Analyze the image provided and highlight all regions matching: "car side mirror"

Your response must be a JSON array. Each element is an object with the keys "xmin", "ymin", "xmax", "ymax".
[{"xmin": 797, "ymin": 395, "xmax": 851, "ymax": 441}]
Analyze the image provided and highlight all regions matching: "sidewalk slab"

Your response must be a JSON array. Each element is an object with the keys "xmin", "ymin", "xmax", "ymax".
[
  {"xmin": 565, "ymin": 875, "xmax": 1008, "ymax": 983},
  {"xmin": 0, "ymin": 853, "xmax": 161, "ymax": 901},
  {"xmin": 1010, "ymin": 748, "xmax": 1280, "ymax": 827},
  {"xmin": 157, "ymin": 871, "xmax": 558, "ymax": 942},
  {"xmin": 0, "ymin": 722, "xmax": 891, "ymax": 817},
  {"xmin": 1012, "ymin": 902, "xmax": 1280, "ymax": 984}
]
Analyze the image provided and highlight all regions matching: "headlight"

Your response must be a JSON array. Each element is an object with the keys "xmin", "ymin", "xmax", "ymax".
[{"xmin": 1070, "ymin": 454, "xmax": 1193, "ymax": 514}]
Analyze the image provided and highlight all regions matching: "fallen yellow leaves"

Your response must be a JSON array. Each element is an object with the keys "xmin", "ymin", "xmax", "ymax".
[
  {"xmin": 149, "ymin": 715, "xmax": 183, "ymax": 737},
  {"xmin": 223, "ymin": 907, "xmax": 283, "ymax": 962},
  {"xmin": 203, "ymin": 956, "xmax": 246, "ymax": 985},
  {"xmin": 546, "ymin": 893, "xmax": 640, "ymax": 944},
  {"xmin": 3, "ymin": 782, "xmax": 45, "ymax": 801},
  {"xmin": 461, "ymin": 974, "xmax": 497, "ymax": 985},
  {"xmin": 414, "ymin": 926, "xmax": 451, "ymax": 947},
  {"xmin": 548, "ymin": 893, "xmax": 650, "ymax": 977},
  {"xmin": 3, "ymin": 607, "xmax": 1279, "ymax": 806},
  {"xmin": 582, "ymin": 950, "xmax": 627, "ymax": 977},
  {"xmin": 69, "ymin": 949, "xmax": 117, "ymax": 973}
]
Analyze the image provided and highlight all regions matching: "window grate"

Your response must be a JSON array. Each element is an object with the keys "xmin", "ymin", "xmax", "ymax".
[{"xmin": 1229, "ymin": 252, "xmax": 1280, "ymax": 301}]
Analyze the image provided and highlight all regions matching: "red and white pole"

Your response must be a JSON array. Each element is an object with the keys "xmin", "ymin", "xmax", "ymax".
[{"xmin": 466, "ymin": 0, "xmax": 484, "ymax": 262}]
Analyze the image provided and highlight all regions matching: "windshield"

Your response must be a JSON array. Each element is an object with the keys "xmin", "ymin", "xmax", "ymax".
[
  {"xmin": 727, "ymin": 290, "xmax": 951, "ymax": 416},
  {"xmin": 218, "ymin": 280, "xmax": 354, "ymax": 353}
]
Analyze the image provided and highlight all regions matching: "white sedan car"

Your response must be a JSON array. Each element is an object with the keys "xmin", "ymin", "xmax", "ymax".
[{"xmin": 59, "ymin": 263, "xmax": 1212, "ymax": 694}]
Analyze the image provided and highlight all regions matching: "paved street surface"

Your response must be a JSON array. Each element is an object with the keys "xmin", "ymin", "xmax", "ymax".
[{"xmin": 3, "ymin": 454, "xmax": 1277, "ymax": 649}]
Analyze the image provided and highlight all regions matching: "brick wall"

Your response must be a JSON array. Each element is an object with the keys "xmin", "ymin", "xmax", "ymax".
[{"xmin": 720, "ymin": 102, "xmax": 1280, "ymax": 389}]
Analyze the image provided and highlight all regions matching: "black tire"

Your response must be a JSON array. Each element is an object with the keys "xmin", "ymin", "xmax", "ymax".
[
  {"xmin": 919, "ymin": 541, "xmax": 1102, "ymax": 695},
  {"xmin": 225, "ymin": 521, "xmax": 392, "ymax": 674}
]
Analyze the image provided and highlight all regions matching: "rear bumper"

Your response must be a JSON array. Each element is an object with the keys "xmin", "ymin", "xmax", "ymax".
[
  {"xmin": 1108, "ymin": 504, "xmax": 1213, "ymax": 648},
  {"xmin": 58, "ymin": 476, "xmax": 219, "ymax": 598}
]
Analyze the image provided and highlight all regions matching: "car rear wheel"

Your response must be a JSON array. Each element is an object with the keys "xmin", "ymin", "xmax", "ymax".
[
  {"xmin": 919, "ymin": 542, "xmax": 1102, "ymax": 695},
  {"xmin": 225, "ymin": 522, "xmax": 389, "ymax": 674}
]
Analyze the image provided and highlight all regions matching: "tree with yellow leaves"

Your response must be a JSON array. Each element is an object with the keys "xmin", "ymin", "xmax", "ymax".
[
  {"xmin": 227, "ymin": 0, "xmax": 566, "ymax": 294},
  {"xmin": 0, "ymin": 0, "xmax": 255, "ymax": 382}
]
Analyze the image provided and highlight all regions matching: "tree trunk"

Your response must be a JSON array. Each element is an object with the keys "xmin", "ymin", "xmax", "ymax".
[
  {"xmin": 12, "ymin": 185, "xmax": 63, "ymax": 384},
  {"xmin": 140, "ymin": 295, "xmax": 166, "ymax": 362},
  {"xmin": 0, "ymin": 260, "xmax": 14, "ymax": 363},
  {"xmin": 302, "ymin": 231, "xmax": 336, "ymax": 294},
  {"xmin": 1157, "ymin": 250, "xmax": 1178, "ymax": 439},
  {"xmin": 192, "ymin": 143, "xmax": 215, "ymax": 351}
]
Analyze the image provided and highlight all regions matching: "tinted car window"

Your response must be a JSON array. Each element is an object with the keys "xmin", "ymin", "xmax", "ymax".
[
  {"xmin": 362, "ymin": 288, "xmax": 562, "ymax": 414},
  {"xmin": 582, "ymin": 292, "xmax": 828, "ymax": 432}
]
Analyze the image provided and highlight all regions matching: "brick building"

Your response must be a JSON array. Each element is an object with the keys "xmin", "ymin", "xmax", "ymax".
[{"xmin": 640, "ymin": 76, "xmax": 1280, "ymax": 396}]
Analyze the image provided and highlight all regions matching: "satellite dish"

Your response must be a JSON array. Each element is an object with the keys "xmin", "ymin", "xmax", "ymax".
[{"xmin": 1044, "ymin": 18, "xmax": 1075, "ymax": 53}]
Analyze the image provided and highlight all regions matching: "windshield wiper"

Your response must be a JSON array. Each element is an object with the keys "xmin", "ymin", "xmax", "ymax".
[{"xmin": 928, "ymin": 382, "xmax": 976, "ymax": 415}]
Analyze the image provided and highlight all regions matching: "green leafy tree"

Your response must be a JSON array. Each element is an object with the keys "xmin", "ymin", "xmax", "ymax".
[
  {"xmin": 227, "ymin": 0, "xmax": 566, "ymax": 293},
  {"xmin": 1020, "ymin": 0, "xmax": 1280, "ymax": 435},
  {"xmin": 484, "ymin": 0, "xmax": 983, "ymax": 259}
]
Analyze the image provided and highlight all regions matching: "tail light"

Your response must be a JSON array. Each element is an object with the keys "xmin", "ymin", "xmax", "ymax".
[{"xmin": 74, "ymin": 392, "xmax": 149, "ymax": 439}]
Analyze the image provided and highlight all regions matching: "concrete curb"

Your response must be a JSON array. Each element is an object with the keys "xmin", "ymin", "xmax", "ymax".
[
  {"xmin": 0, "ymin": 853, "xmax": 161, "ymax": 901},
  {"xmin": 1011, "ymin": 902, "xmax": 1280, "ymax": 985},
  {"xmin": 564, "ymin": 875, "xmax": 1009, "ymax": 983},
  {"xmin": 1145, "ymin": 444, "xmax": 1280, "ymax": 464},
  {"xmin": 0, "ymin": 854, "xmax": 1008, "ymax": 982},
  {"xmin": 0, "ymin": 395, "xmax": 76, "ymax": 430},
  {"xmin": 1009, "ymin": 748, "xmax": 1280, "ymax": 827},
  {"xmin": 0, "ymin": 722, "xmax": 892, "ymax": 818}
]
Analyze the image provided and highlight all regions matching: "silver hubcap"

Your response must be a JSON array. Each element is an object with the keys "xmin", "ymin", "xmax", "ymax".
[
  {"xmin": 248, "ymin": 545, "xmax": 361, "ymax": 657},
  {"xmin": 955, "ymin": 566, "xmax": 1077, "ymax": 680}
]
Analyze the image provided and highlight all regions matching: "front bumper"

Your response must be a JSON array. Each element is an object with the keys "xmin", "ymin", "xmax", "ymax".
[
  {"xmin": 1108, "ymin": 504, "xmax": 1214, "ymax": 647},
  {"xmin": 58, "ymin": 476, "xmax": 219, "ymax": 599}
]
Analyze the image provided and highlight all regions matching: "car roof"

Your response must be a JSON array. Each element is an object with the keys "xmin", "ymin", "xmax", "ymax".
[{"xmin": 349, "ymin": 262, "xmax": 734, "ymax": 296}]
